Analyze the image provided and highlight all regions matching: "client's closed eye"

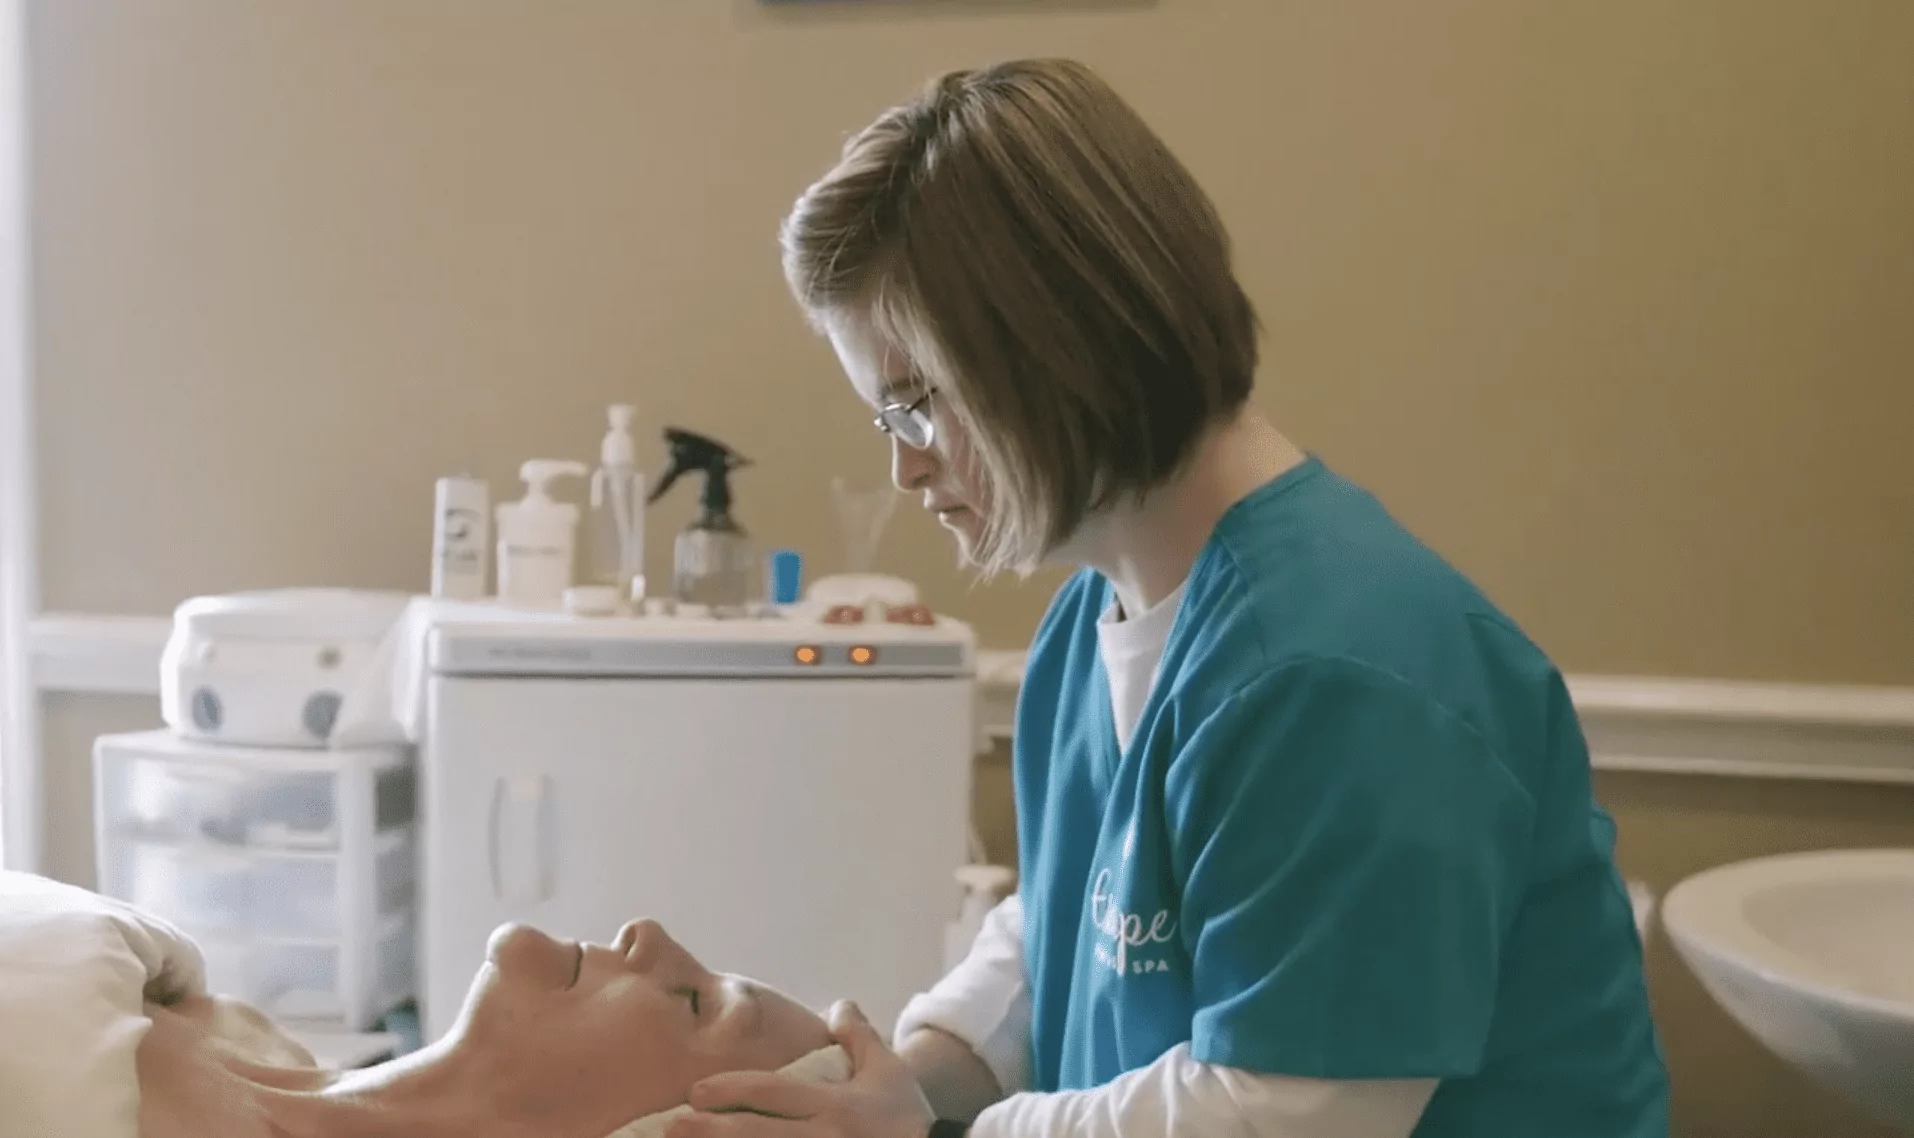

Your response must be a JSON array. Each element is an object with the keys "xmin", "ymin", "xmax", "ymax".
[{"xmin": 674, "ymin": 986, "xmax": 701, "ymax": 1017}]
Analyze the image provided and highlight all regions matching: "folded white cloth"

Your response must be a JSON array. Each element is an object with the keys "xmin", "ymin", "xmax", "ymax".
[
  {"xmin": 0, "ymin": 871, "xmax": 211, "ymax": 1138},
  {"xmin": 605, "ymin": 1044, "xmax": 854, "ymax": 1138},
  {"xmin": 329, "ymin": 595, "xmax": 556, "ymax": 747}
]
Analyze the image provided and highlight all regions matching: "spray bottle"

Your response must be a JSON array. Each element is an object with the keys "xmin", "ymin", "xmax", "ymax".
[
  {"xmin": 583, "ymin": 404, "xmax": 646, "ymax": 605},
  {"xmin": 647, "ymin": 427, "xmax": 753, "ymax": 609},
  {"xmin": 495, "ymin": 459, "xmax": 588, "ymax": 609}
]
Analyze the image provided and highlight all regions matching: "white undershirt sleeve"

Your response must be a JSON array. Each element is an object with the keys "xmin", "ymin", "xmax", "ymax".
[
  {"xmin": 890, "ymin": 892, "xmax": 1436, "ymax": 1138},
  {"xmin": 970, "ymin": 1043, "xmax": 1437, "ymax": 1138},
  {"xmin": 891, "ymin": 893, "xmax": 1032, "ymax": 1095}
]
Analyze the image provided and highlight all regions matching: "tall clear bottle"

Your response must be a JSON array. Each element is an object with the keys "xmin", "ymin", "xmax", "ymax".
[{"xmin": 583, "ymin": 404, "xmax": 647, "ymax": 605}]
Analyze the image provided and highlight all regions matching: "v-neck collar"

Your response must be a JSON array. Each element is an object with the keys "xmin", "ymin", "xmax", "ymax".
[{"xmin": 1087, "ymin": 453, "xmax": 1327, "ymax": 790}]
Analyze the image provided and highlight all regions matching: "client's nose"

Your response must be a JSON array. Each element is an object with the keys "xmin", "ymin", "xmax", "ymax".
[{"xmin": 619, "ymin": 918, "xmax": 696, "ymax": 975}]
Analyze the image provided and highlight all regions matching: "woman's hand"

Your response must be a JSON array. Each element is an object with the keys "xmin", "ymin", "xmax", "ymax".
[{"xmin": 666, "ymin": 1001, "xmax": 936, "ymax": 1138}]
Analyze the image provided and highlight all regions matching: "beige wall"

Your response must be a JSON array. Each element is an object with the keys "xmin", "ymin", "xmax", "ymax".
[
  {"xmin": 30, "ymin": 0, "xmax": 1914, "ymax": 680},
  {"xmin": 36, "ymin": 691, "xmax": 160, "ymax": 889},
  {"xmin": 25, "ymin": 2, "xmax": 1914, "ymax": 1137}
]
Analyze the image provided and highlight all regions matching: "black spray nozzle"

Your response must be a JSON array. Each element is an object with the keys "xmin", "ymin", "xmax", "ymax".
[{"xmin": 648, "ymin": 426, "xmax": 750, "ymax": 516}]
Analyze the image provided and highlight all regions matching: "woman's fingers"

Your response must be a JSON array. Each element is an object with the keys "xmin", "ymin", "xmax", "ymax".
[
  {"xmin": 681, "ymin": 1008, "xmax": 933, "ymax": 1138},
  {"xmin": 687, "ymin": 1070, "xmax": 824, "ymax": 1120},
  {"xmin": 827, "ymin": 1001, "xmax": 894, "ymax": 1075}
]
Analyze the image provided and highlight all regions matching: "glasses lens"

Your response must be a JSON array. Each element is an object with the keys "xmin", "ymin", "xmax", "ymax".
[{"xmin": 883, "ymin": 407, "xmax": 934, "ymax": 450}]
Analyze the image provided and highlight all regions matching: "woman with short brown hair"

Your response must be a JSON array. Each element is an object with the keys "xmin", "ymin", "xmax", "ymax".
[{"xmin": 679, "ymin": 58, "xmax": 1669, "ymax": 1138}]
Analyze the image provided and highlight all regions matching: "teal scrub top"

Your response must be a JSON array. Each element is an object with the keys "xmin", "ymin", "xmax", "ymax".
[{"xmin": 1014, "ymin": 456, "xmax": 1670, "ymax": 1137}]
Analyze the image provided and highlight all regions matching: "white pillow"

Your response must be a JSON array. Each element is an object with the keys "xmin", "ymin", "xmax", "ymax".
[
  {"xmin": 0, "ymin": 871, "xmax": 211, "ymax": 1138},
  {"xmin": 0, "ymin": 871, "xmax": 850, "ymax": 1138}
]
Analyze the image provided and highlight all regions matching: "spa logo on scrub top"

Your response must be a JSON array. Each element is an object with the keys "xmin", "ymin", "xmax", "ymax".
[
  {"xmin": 1088, "ymin": 870, "xmax": 1178, "ymax": 976},
  {"xmin": 1087, "ymin": 831, "xmax": 1179, "ymax": 978}
]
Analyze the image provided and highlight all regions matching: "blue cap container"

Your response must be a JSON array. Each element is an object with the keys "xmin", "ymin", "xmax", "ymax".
[{"xmin": 767, "ymin": 549, "xmax": 804, "ymax": 605}]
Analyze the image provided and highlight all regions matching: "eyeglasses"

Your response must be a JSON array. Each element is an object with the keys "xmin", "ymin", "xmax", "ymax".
[{"xmin": 873, "ymin": 389, "xmax": 937, "ymax": 450}]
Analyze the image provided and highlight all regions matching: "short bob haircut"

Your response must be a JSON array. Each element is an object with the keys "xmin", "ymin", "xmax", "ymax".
[{"xmin": 780, "ymin": 58, "xmax": 1259, "ymax": 576}]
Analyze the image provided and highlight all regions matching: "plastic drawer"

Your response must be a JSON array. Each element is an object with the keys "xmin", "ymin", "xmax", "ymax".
[
  {"xmin": 92, "ymin": 731, "xmax": 420, "ymax": 1031},
  {"xmin": 94, "ymin": 731, "xmax": 415, "ymax": 852},
  {"xmin": 194, "ymin": 913, "xmax": 416, "ymax": 1031},
  {"xmin": 105, "ymin": 830, "xmax": 414, "ymax": 940},
  {"xmin": 105, "ymin": 840, "xmax": 254, "ymax": 936}
]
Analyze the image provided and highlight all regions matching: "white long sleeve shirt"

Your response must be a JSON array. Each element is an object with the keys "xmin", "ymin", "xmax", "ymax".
[
  {"xmin": 891, "ymin": 582, "xmax": 1439, "ymax": 1137},
  {"xmin": 893, "ymin": 895, "xmax": 1436, "ymax": 1138}
]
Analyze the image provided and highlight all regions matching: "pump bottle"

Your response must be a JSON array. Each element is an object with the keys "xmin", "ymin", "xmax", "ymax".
[
  {"xmin": 584, "ymin": 404, "xmax": 646, "ymax": 604},
  {"xmin": 495, "ymin": 459, "xmax": 588, "ymax": 609},
  {"xmin": 647, "ymin": 427, "xmax": 754, "ymax": 609}
]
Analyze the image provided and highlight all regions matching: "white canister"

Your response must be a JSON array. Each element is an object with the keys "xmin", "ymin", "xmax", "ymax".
[{"xmin": 431, "ymin": 476, "xmax": 489, "ymax": 601}]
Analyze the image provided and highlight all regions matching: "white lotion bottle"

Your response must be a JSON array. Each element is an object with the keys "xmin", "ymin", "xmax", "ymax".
[
  {"xmin": 495, "ymin": 459, "xmax": 588, "ymax": 609},
  {"xmin": 431, "ymin": 475, "xmax": 490, "ymax": 600}
]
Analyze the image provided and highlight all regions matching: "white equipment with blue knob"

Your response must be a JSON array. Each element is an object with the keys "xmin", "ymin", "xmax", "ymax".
[{"xmin": 160, "ymin": 590, "xmax": 412, "ymax": 748}]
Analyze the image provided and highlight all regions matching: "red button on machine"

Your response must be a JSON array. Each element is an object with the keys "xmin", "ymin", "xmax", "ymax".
[{"xmin": 884, "ymin": 603, "xmax": 935, "ymax": 626}]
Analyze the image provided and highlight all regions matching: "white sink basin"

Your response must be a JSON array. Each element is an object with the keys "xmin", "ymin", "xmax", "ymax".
[{"xmin": 1663, "ymin": 849, "xmax": 1914, "ymax": 1131}]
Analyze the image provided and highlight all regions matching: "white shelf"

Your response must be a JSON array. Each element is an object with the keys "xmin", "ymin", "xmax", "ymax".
[
  {"xmin": 30, "ymin": 613, "xmax": 173, "ymax": 695},
  {"xmin": 969, "ymin": 651, "xmax": 1914, "ymax": 786},
  {"xmin": 34, "ymin": 613, "xmax": 1914, "ymax": 786}
]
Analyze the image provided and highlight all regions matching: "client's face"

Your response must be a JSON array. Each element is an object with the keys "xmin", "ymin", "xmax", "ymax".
[{"xmin": 446, "ymin": 918, "xmax": 830, "ymax": 1132}]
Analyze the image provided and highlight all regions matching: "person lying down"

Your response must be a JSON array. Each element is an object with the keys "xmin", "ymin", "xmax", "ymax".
[{"xmin": 137, "ymin": 917, "xmax": 838, "ymax": 1138}]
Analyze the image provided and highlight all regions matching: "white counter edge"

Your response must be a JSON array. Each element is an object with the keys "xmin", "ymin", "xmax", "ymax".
[{"xmin": 32, "ymin": 616, "xmax": 1914, "ymax": 786}]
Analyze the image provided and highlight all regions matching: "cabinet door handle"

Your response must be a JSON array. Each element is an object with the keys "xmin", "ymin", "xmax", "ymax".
[{"xmin": 488, "ymin": 774, "xmax": 552, "ymax": 905}]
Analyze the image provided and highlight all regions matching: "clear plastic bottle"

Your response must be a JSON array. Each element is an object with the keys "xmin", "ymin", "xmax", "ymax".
[
  {"xmin": 673, "ymin": 516, "xmax": 755, "ymax": 610},
  {"xmin": 583, "ymin": 404, "xmax": 647, "ymax": 604}
]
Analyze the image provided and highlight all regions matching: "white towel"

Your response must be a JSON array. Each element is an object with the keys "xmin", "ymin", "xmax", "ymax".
[
  {"xmin": 604, "ymin": 1044, "xmax": 854, "ymax": 1138},
  {"xmin": 328, "ymin": 595, "xmax": 569, "ymax": 747}
]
